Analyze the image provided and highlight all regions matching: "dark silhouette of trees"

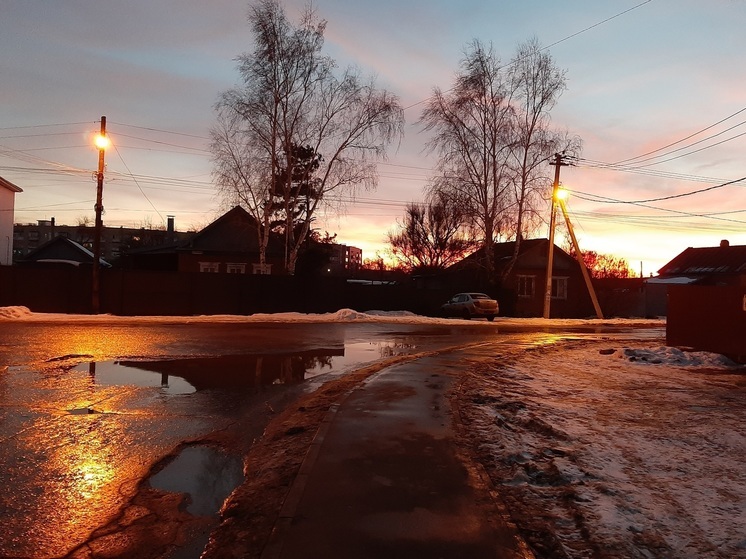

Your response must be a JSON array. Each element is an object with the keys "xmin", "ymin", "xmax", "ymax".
[
  {"xmin": 211, "ymin": 0, "xmax": 404, "ymax": 274},
  {"xmin": 387, "ymin": 192, "xmax": 475, "ymax": 273},
  {"xmin": 568, "ymin": 247, "xmax": 637, "ymax": 278}
]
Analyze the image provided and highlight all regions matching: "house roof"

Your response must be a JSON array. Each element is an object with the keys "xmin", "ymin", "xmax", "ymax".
[
  {"xmin": 658, "ymin": 244, "xmax": 746, "ymax": 276},
  {"xmin": 184, "ymin": 206, "xmax": 261, "ymax": 252},
  {"xmin": 0, "ymin": 176, "xmax": 23, "ymax": 193},
  {"xmin": 453, "ymin": 238, "xmax": 574, "ymax": 271},
  {"xmin": 22, "ymin": 235, "xmax": 110, "ymax": 267},
  {"xmin": 183, "ymin": 205, "xmax": 283, "ymax": 253}
]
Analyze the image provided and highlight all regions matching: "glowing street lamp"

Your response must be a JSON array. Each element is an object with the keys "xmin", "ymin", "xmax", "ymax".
[
  {"xmin": 91, "ymin": 116, "xmax": 107, "ymax": 314},
  {"xmin": 94, "ymin": 133, "xmax": 110, "ymax": 151}
]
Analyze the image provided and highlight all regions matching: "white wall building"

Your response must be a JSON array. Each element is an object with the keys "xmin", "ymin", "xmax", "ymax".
[{"xmin": 0, "ymin": 176, "xmax": 23, "ymax": 265}]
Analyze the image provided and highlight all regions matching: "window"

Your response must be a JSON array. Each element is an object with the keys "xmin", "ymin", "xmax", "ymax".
[
  {"xmin": 517, "ymin": 275, "xmax": 535, "ymax": 298},
  {"xmin": 551, "ymin": 277, "xmax": 568, "ymax": 299},
  {"xmin": 226, "ymin": 263, "xmax": 246, "ymax": 274},
  {"xmin": 252, "ymin": 263, "xmax": 272, "ymax": 275},
  {"xmin": 199, "ymin": 262, "xmax": 219, "ymax": 273}
]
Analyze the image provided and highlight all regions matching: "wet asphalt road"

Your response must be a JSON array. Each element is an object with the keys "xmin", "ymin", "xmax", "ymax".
[{"xmin": 0, "ymin": 320, "xmax": 663, "ymax": 558}]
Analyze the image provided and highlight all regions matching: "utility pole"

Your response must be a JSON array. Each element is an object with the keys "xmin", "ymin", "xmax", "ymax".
[
  {"xmin": 556, "ymin": 195, "xmax": 604, "ymax": 319},
  {"xmin": 92, "ymin": 116, "xmax": 107, "ymax": 314},
  {"xmin": 543, "ymin": 153, "xmax": 568, "ymax": 319}
]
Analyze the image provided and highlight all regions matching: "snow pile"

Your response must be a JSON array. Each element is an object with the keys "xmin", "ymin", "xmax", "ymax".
[
  {"xmin": 619, "ymin": 346, "xmax": 737, "ymax": 367},
  {"xmin": 460, "ymin": 341, "xmax": 746, "ymax": 558},
  {"xmin": 0, "ymin": 306, "xmax": 32, "ymax": 319}
]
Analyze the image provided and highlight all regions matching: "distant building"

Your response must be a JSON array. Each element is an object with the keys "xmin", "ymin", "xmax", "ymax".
[
  {"xmin": 12, "ymin": 215, "xmax": 191, "ymax": 264},
  {"xmin": 0, "ymin": 176, "xmax": 23, "ymax": 265},
  {"xmin": 327, "ymin": 243, "xmax": 362, "ymax": 274}
]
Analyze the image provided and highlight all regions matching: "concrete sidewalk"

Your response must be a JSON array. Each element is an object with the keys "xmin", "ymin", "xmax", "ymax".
[{"xmin": 261, "ymin": 351, "xmax": 534, "ymax": 559}]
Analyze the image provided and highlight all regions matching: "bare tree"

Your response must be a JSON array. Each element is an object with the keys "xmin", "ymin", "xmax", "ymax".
[
  {"xmin": 421, "ymin": 40, "xmax": 514, "ymax": 280},
  {"xmin": 387, "ymin": 191, "xmax": 475, "ymax": 273},
  {"xmin": 504, "ymin": 38, "xmax": 580, "ymax": 279},
  {"xmin": 211, "ymin": 0, "xmax": 404, "ymax": 274},
  {"xmin": 420, "ymin": 38, "xmax": 578, "ymax": 282}
]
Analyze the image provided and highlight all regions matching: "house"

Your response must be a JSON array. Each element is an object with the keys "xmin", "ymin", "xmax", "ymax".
[
  {"xmin": 655, "ymin": 240, "xmax": 746, "ymax": 285},
  {"xmin": 123, "ymin": 206, "xmax": 363, "ymax": 276},
  {"xmin": 0, "ymin": 176, "xmax": 23, "ymax": 265},
  {"xmin": 660, "ymin": 240, "xmax": 746, "ymax": 362},
  {"xmin": 18, "ymin": 235, "xmax": 111, "ymax": 268},
  {"xmin": 13, "ymin": 215, "xmax": 192, "ymax": 264},
  {"xmin": 177, "ymin": 206, "xmax": 284, "ymax": 274},
  {"xmin": 122, "ymin": 206, "xmax": 285, "ymax": 274},
  {"xmin": 441, "ymin": 238, "xmax": 594, "ymax": 318}
]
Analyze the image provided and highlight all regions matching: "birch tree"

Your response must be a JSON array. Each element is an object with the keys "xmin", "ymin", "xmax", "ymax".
[
  {"xmin": 211, "ymin": 0, "xmax": 404, "ymax": 274},
  {"xmin": 420, "ymin": 38, "xmax": 578, "ymax": 282},
  {"xmin": 420, "ymin": 40, "xmax": 514, "ymax": 280}
]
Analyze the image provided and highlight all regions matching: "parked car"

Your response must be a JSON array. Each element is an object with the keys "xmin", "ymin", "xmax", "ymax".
[{"xmin": 440, "ymin": 292, "xmax": 499, "ymax": 321}]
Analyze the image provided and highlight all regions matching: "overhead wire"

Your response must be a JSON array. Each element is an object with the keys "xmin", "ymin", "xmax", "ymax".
[
  {"xmin": 111, "ymin": 142, "xmax": 166, "ymax": 225},
  {"xmin": 402, "ymin": 0, "xmax": 654, "ymax": 112},
  {"xmin": 613, "ymin": 105, "xmax": 746, "ymax": 165}
]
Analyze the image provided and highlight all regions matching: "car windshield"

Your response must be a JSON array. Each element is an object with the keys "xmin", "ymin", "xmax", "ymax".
[{"xmin": 470, "ymin": 293, "xmax": 489, "ymax": 299}]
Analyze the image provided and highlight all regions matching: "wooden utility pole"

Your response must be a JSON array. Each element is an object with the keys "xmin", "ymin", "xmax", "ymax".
[
  {"xmin": 543, "ymin": 153, "xmax": 568, "ymax": 319},
  {"xmin": 557, "ymin": 196, "xmax": 604, "ymax": 319},
  {"xmin": 92, "ymin": 116, "xmax": 106, "ymax": 314}
]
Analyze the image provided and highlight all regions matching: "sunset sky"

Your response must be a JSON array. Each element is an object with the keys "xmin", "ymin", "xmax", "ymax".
[{"xmin": 2, "ymin": 0, "xmax": 744, "ymax": 276}]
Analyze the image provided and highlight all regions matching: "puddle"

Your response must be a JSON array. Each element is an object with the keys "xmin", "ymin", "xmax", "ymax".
[
  {"xmin": 148, "ymin": 445, "xmax": 244, "ymax": 559},
  {"xmin": 149, "ymin": 445, "xmax": 244, "ymax": 516},
  {"xmin": 72, "ymin": 340, "xmax": 415, "ymax": 393},
  {"xmin": 72, "ymin": 360, "xmax": 196, "ymax": 394}
]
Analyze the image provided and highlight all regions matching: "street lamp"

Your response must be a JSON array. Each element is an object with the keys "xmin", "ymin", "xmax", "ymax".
[{"xmin": 91, "ymin": 116, "xmax": 108, "ymax": 314}]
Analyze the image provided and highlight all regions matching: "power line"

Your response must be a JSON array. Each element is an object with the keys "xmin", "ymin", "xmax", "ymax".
[
  {"xmin": 112, "ymin": 143, "xmax": 166, "ymax": 226},
  {"xmin": 613, "ymin": 105, "xmax": 746, "ymax": 165},
  {"xmin": 570, "ymin": 188, "xmax": 746, "ymax": 225},
  {"xmin": 0, "ymin": 121, "xmax": 92, "ymax": 132},
  {"xmin": 108, "ymin": 121, "xmax": 211, "ymax": 141},
  {"xmin": 402, "ymin": 0, "xmax": 653, "ymax": 112}
]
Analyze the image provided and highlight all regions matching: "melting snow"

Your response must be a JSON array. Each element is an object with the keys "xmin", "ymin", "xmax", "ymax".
[{"xmin": 459, "ymin": 341, "xmax": 746, "ymax": 558}]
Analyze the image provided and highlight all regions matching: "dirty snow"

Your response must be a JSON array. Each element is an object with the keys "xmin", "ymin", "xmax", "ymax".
[
  {"xmin": 0, "ymin": 305, "xmax": 662, "ymax": 329},
  {"xmin": 460, "ymin": 341, "xmax": 746, "ymax": 558}
]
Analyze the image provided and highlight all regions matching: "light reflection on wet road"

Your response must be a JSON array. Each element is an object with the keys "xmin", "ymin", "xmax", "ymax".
[{"xmin": 0, "ymin": 320, "xmax": 664, "ymax": 558}]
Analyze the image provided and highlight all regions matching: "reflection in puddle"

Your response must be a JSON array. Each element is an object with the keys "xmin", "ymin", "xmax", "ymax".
[
  {"xmin": 73, "ymin": 360, "xmax": 196, "ymax": 394},
  {"xmin": 149, "ymin": 446, "xmax": 244, "ymax": 516},
  {"xmin": 72, "ymin": 340, "xmax": 414, "ymax": 393},
  {"xmin": 149, "ymin": 446, "xmax": 244, "ymax": 559}
]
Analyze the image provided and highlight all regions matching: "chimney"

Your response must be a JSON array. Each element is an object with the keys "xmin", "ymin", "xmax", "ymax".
[
  {"xmin": 720, "ymin": 239, "xmax": 730, "ymax": 248},
  {"xmin": 167, "ymin": 215, "xmax": 175, "ymax": 234}
]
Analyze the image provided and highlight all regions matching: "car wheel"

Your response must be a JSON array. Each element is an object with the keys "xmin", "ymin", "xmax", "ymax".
[
  {"xmin": 462, "ymin": 310, "xmax": 471, "ymax": 320},
  {"xmin": 487, "ymin": 315, "xmax": 495, "ymax": 322}
]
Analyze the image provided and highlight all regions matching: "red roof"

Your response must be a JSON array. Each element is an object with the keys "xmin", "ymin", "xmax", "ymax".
[{"xmin": 658, "ymin": 244, "xmax": 746, "ymax": 276}]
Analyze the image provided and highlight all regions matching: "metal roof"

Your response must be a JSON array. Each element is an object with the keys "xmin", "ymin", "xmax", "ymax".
[{"xmin": 658, "ymin": 244, "xmax": 746, "ymax": 276}]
